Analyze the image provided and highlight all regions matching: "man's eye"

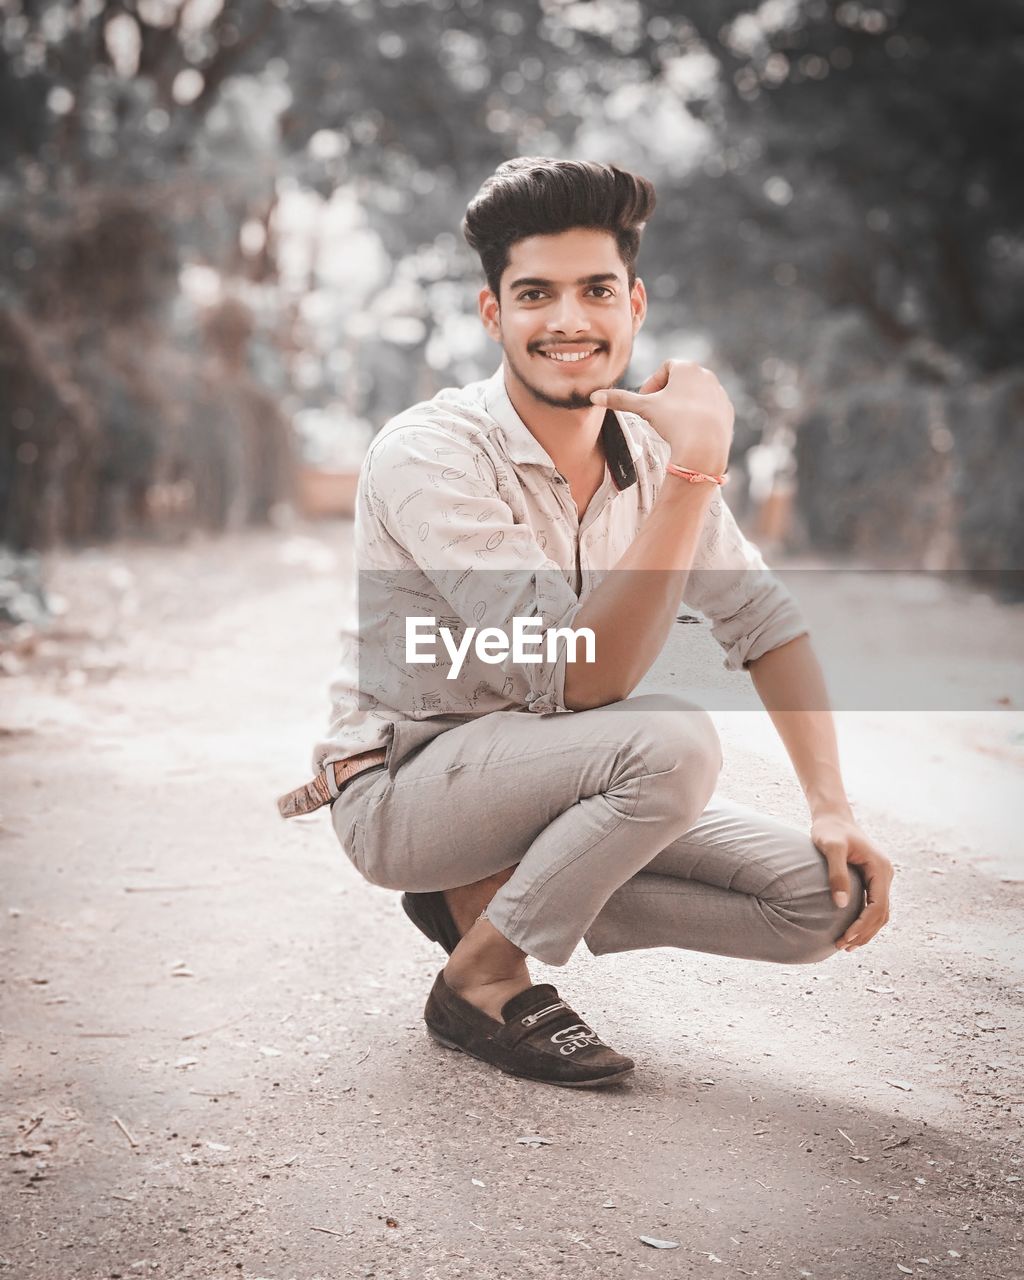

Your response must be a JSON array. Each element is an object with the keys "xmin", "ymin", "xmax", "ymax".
[
  {"xmin": 519, "ymin": 290, "xmax": 546, "ymax": 301},
  {"xmin": 589, "ymin": 286, "xmax": 614, "ymax": 298}
]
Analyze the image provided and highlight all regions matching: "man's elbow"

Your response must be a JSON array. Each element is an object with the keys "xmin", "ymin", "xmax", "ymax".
[{"xmin": 563, "ymin": 668, "xmax": 634, "ymax": 713}]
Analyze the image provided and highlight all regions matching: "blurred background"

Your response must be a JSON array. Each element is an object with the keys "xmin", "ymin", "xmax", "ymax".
[
  {"xmin": 2, "ymin": 15, "xmax": 1023, "ymax": 1269},
  {"xmin": 1, "ymin": 0, "xmax": 1022, "ymax": 628}
]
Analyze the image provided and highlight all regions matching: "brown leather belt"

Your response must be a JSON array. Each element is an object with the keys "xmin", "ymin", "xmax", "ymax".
[{"xmin": 277, "ymin": 748, "xmax": 388, "ymax": 819}]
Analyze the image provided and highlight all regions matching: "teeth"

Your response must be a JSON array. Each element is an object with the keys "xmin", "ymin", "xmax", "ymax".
[{"xmin": 542, "ymin": 349, "xmax": 598, "ymax": 362}]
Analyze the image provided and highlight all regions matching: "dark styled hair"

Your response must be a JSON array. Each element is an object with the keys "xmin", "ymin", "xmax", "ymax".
[{"xmin": 462, "ymin": 157, "xmax": 656, "ymax": 298}]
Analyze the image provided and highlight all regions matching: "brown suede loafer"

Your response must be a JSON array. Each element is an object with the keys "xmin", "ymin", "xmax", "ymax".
[
  {"xmin": 423, "ymin": 971, "xmax": 635, "ymax": 1088},
  {"xmin": 401, "ymin": 891, "xmax": 460, "ymax": 955}
]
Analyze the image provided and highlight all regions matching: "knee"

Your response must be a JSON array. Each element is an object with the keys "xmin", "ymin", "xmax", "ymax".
[
  {"xmin": 615, "ymin": 695, "xmax": 722, "ymax": 829},
  {"xmin": 763, "ymin": 862, "xmax": 866, "ymax": 965},
  {"xmin": 617, "ymin": 693, "xmax": 723, "ymax": 783}
]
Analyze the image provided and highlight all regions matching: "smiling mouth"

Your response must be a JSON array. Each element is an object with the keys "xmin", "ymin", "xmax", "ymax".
[{"xmin": 535, "ymin": 346, "xmax": 604, "ymax": 365}]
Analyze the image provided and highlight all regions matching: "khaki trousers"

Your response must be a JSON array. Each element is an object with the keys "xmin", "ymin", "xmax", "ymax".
[{"xmin": 331, "ymin": 694, "xmax": 863, "ymax": 967}]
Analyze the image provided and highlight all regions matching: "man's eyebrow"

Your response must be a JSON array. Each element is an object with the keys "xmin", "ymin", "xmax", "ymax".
[{"xmin": 507, "ymin": 272, "xmax": 623, "ymax": 290}]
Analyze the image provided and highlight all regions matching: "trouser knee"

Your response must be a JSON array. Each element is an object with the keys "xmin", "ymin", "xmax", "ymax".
[
  {"xmin": 609, "ymin": 694, "xmax": 722, "ymax": 825},
  {"xmin": 764, "ymin": 864, "xmax": 866, "ymax": 965}
]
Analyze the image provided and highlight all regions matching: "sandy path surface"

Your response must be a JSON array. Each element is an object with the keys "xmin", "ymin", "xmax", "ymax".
[{"xmin": 1, "ymin": 524, "xmax": 1021, "ymax": 1280}]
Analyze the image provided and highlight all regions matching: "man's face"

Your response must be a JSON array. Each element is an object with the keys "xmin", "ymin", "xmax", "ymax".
[{"xmin": 479, "ymin": 227, "xmax": 646, "ymax": 411}]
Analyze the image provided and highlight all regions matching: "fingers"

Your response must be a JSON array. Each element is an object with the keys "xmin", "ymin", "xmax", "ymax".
[
  {"xmin": 835, "ymin": 901, "xmax": 890, "ymax": 951},
  {"xmin": 589, "ymin": 386, "xmax": 652, "ymax": 413},
  {"xmin": 590, "ymin": 359, "xmax": 706, "ymax": 409},
  {"xmin": 835, "ymin": 871, "xmax": 892, "ymax": 952},
  {"xmin": 636, "ymin": 361, "xmax": 674, "ymax": 395},
  {"xmin": 811, "ymin": 823, "xmax": 894, "ymax": 953}
]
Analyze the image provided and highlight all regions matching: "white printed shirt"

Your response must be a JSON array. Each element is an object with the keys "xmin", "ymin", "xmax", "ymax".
[{"xmin": 313, "ymin": 364, "xmax": 807, "ymax": 770}]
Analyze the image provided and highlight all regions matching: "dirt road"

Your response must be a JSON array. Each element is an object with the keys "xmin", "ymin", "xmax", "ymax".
[{"xmin": 2, "ymin": 525, "xmax": 1021, "ymax": 1280}]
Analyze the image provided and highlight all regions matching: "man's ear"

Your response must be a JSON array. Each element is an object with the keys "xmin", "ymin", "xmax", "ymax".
[
  {"xmin": 479, "ymin": 287, "xmax": 501, "ymax": 342},
  {"xmin": 630, "ymin": 278, "xmax": 648, "ymax": 334}
]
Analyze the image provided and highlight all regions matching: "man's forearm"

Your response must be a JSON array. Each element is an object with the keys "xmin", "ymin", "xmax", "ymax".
[
  {"xmin": 747, "ymin": 633, "xmax": 852, "ymax": 819},
  {"xmin": 564, "ymin": 482, "xmax": 716, "ymax": 711}
]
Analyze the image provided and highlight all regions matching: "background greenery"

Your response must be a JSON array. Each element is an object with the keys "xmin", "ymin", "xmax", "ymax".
[{"xmin": 1, "ymin": 0, "xmax": 1021, "ymax": 579}]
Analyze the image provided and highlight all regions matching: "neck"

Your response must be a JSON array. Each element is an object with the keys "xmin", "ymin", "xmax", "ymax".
[{"xmin": 503, "ymin": 358, "xmax": 606, "ymax": 475}]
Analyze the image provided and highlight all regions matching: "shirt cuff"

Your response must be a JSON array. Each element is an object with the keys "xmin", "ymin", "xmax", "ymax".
[
  {"xmin": 720, "ymin": 595, "xmax": 809, "ymax": 672},
  {"xmin": 522, "ymin": 575, "xmax": 578, "ymax": 713}
]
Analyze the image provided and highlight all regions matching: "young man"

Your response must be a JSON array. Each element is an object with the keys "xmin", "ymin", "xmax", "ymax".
[{"xmin": 280, "ymin": 158, "xmax": 893, "ymax": 1089}]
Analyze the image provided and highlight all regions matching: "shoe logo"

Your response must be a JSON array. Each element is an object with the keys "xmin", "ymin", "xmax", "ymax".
[{"xmin": 550, "ymin": 1024, "xmax": 604, "ymax": 1056}]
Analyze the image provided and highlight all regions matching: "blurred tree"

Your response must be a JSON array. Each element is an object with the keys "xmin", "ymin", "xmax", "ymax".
[{"xmin": 0, "ymin": 0, "xmax": 294, "ymax": 545}]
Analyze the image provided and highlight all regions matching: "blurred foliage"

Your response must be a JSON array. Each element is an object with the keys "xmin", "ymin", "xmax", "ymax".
[{"xmin": 0, "ymin": 0, "xmax": 1021, "ymax": 577}]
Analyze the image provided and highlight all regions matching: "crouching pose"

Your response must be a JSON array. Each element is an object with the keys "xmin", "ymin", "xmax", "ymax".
[{"xmin": 280, "ymin": 157, "xmax": 893, "ymax": 1088}]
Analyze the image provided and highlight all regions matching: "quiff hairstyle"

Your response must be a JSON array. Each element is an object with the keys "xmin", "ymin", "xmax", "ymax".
[{"xmin": 462, "ymin": 157, "xmax": 656, "ymax": 298}]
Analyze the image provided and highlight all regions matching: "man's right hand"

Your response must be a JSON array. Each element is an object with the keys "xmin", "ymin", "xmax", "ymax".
[{"xmin": 590, "ymin": 359, "xmax": 734, "ymax": 478}]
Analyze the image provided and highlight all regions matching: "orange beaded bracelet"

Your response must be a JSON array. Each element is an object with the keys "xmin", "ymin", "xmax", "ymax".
[{"xmin": 666, "ymin": 462, "xmax": 728, "ymax": 486}]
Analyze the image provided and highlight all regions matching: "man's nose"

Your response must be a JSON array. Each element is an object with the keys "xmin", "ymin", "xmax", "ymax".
[{"xmin": 546, "ymin": 296, "xmax": 591, "ymax": 335}]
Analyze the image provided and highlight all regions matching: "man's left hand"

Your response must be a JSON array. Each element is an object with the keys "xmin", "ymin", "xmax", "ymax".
[{"xmin": 810, "ymin": 812, "xmax": 894, "ymax": 952}]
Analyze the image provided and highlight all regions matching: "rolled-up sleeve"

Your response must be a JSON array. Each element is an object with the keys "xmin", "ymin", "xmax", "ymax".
[
  {"xmin": 364, "ymin": 423, "xmax": 583, "ymax": 713},
  {"xmin": 682, "ymin": 496, "xmax": 809, "ymax": 672}
]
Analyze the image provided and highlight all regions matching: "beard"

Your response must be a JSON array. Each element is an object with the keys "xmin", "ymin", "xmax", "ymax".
[{"xmin": 504, "ymin": 342, "xmax": 632, "ymax": 410}]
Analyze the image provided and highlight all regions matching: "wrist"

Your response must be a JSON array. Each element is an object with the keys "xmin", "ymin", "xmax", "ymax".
[
  {"xmin": 668, "ymin": 455, "xmax": 729, "ymax": 478},
  {"xmin": 808, "ymin": 793, "xmax": 854, "ymax": 822},
  {"xmin": 667, "ymin": 462, "xmax": 728, "ymax": 486},
  {"xmin": 654, "ymin": 477, "xmax": 718, "ymax": 512}
]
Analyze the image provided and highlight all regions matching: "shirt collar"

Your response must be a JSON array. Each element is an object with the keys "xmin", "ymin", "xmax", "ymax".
[{"xmin": 482, "ymin": 365, "xmax": 638, "ymax": 491}]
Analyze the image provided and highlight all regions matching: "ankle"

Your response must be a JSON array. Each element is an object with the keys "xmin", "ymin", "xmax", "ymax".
[
  {"xmin": 444, "ymin": 955, "xmax": 529, "ymax": 987},
  {"xmin": 443, "ymin": 866, "xmax": 516, "ymax": 937},
  {"xmin": 443, "ymin": 919, "xmax": 528, "ymax": 992},
  {"xmin": 444, "ymin": 943, "xmax": 528, "ymax": 988},
  {"xmin": 442, "ymin": 965, "xmax": 532, "ymax": 1022}
]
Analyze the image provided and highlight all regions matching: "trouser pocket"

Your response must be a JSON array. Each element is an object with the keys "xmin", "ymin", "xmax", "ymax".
[{"xmin": 330, "ymin": 765, "xmax": 387, "ymax": 872}]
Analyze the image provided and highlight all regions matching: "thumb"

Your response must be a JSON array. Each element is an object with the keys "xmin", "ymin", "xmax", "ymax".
[
  {"xmin": 816, "ymin": 838, "xmax": 852, "ymax": 908},
  {"xmin": 590, "ymin": 386, "xmax": 653, "ymax": 413}
]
